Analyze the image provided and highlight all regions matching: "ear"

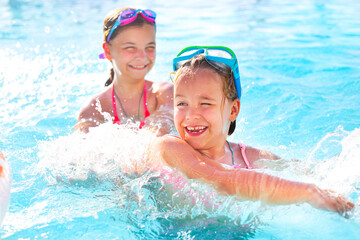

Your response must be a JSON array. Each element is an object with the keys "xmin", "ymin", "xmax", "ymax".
[
  {"xmin": 229, "ymin": 98, "xmax": 240, "ymax": 122},
  {"xmin": 102, "ymin": 42, "xmax": 112, "ymax": 60}
]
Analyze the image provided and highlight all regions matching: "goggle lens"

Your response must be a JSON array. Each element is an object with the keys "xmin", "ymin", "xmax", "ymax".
[
  {"xmin": 120, "ymin": 9, "xmax": 156, "ymax": 20},
  {"xmin": 142, "ymin": 10, "xmax": 156, "ymax": 19},
  {"xmin": 206, "ymin": 60, "xmax": 232, "ymax": 74},
  {"xmin": 178, "ymin": 49, "xmax": 203, "ymax": 58},
  {"xmin": 207, "ymin": 49, "xmax": 233, "ymax": 59},
  {"xmin": 121, "ymin": 9, "xmax": 137, "ymax": 19},
  {"xmin": 175, "ymin": 49, "xmax": 233, "ymax": 72}
]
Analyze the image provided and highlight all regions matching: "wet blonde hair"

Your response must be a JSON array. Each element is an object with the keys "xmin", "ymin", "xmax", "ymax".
[{"xmin": 174, "ymin": 54, "xmax": 238, "ymax": 135}]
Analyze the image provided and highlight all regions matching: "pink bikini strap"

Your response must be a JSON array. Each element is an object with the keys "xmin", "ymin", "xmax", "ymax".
[
  {"xmin": 112, "ymin": 84, "xmax": 121, "ymax": 124},
  {"xmin": 112, "ymin": 82, "xmax": 150, "ymax": 128},
  {"xmin": 239, "ymin": 143, "xmax": 252, "ymax": 169},
  {"xmin": 143, "ymin": 82, "xmax": 150, "ymax": 118},
  {"xmin": 168, "ymin": 135, "xmax": 181, "ymax": 139},
  {"xmin": 139, "ymin": 82, "xmax": 150, "ymax": 129}
]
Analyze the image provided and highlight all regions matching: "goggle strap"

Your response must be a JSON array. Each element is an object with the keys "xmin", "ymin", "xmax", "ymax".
[{"xmin": 177, "ymin": 46, "xmax": 236, "ymax": 59}]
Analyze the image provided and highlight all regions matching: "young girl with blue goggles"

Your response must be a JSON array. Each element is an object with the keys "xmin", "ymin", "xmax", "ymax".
[{"xmin": 148, "ymin": 46, "xmax": 354, "ymax": 215}]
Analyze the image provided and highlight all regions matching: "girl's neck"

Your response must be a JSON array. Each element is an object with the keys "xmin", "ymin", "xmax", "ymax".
[
  {"xmin": 198, "ymin": 141, "xmax": 229, "ymax": 163},
  {"xmin": 113, "ymin": 75, "xmax": 145, "ymax": 97}
]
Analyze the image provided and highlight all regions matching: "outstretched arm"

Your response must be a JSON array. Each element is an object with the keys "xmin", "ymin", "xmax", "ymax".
[{"xmin": 152, "ymin": 136, "xmax": 354, "ymax": 215}]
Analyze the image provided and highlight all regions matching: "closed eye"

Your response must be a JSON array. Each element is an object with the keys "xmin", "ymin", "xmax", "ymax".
[{"xmin": 201, "ymin": 102, "xmax": 212, "ymax": 105}]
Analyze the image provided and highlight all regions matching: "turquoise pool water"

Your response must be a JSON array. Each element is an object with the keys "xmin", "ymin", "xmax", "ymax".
[{"xmin": 1, "ymin": 0, "xmax": 360, "ymax": 239}]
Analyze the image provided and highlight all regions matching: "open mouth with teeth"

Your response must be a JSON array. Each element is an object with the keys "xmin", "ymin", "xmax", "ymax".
[
  {"xmin": 129, "ymin": 64, "xmax": 148, "ymax": 70},
  {"xmin": 185, "ymin": 126, "xmax": 208, "ymax": 136}
]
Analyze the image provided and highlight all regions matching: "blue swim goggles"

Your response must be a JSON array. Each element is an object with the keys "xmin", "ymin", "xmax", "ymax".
[{"xmin": 173, "ymin": 46, "xmax": 241, "ymax": 99}]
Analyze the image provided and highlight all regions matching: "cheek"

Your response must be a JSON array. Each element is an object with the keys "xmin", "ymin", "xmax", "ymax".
[
  {"xmin": 121, "ymin": 50, "xmax": 135, "ymax": 60},
  {"xmin": 174, "ymin": 109, "xmax": 181, "ymax": 125},
  {"xmin": 174, "ymin": 109, "xmax": 184, "ymax": 132},
  {"xmin": 112, "ymin": 51, "xmax": 130, "ymax": 66},
  {"xmin": 204, "ymin": 108, "xmax": 221, "ymax": 122},
  {"xmin": 147, "ymin": 50, "xmax": 156, "ymax": 60},
  {"xmin": 220, "ymin": 107, "xmax": 232, "ymax": 134}
]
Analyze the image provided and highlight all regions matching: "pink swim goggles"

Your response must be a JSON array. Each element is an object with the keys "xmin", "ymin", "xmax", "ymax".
[
  {"xmin": 105, "ymin": 9, "xmax": 156, "ymax": 43},
  {"xmin": 99, "ymin": 9, "xmax": 156, "ymax": 59}
]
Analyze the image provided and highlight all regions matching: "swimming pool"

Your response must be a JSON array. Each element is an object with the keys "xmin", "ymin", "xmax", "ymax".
[{"xmin": 1, "ymin": 0, "xmax": 360, "ymax": 239}]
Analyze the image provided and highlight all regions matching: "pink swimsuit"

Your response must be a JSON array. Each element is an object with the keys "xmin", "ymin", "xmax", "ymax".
[
  {"xmin": 112, "ymin": 82, "xmax": 150, "ymax": 129},
  {"xmin": 162, "ymin": 137, "xmax": 253, "ymax": 207},
  {"xmin": 235, "ymin": 143, "xmax": 252, "ymax": 169}
]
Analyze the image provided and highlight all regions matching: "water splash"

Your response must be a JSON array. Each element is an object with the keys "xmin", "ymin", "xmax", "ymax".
[
  {"xmin": 306, "ymin": 127, "xmax": 360, "ymax": 196},
  {"xmin": 34, "ymin": 124, "xmax": 264, "ymax": 236}
]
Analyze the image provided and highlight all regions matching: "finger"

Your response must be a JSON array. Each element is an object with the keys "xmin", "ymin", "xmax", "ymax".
[
  {"xmin": 345, "ymin": 201, "xmax": 355, "ymax": 211},
  {"xmin": 335, "ymin": 198, "xmax": 354, "ymax": 215}
]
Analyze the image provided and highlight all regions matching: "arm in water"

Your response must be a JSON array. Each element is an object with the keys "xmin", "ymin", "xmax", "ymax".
[{"xmin": 151, "ymin": 136, "xmax": 354, "ymax": 215}]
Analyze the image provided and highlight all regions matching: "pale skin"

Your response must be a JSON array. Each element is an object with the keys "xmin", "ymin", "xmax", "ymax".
[
  {"xmin": 75, "ymin": 24, "xmax": 173, "ymax": 133},
  {"xmin": 147, "ymin": 68, "xmax": 354, "ymax": 215}
]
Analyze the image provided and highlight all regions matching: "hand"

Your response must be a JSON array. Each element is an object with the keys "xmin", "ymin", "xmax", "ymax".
[{"xmin": 309, "ymin": 186, "xmax": 354, "ymax": 216}]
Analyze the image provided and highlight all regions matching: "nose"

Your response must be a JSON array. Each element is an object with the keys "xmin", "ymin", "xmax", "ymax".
[
  {"xmin": 185, "ymin": 106, "xmax": 200, "ymax": 121},
  {"xmin": 135, "ymin": 49, "xmax": 146, "ymax": 60}
]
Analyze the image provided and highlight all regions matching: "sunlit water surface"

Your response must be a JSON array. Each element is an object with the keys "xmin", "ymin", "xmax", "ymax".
[{"xmin": 1, "ymin": 0, "xmax": 360, "ymax": 239}]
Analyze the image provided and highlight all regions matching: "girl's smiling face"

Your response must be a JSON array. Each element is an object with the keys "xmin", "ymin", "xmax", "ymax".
[
  {"xmin": 103, "ymin": 24, "xmax": 156, "ymax": 82},
  {"xmin": 174, "ymin": 68, "xmax": 239, "ymax": 151}
]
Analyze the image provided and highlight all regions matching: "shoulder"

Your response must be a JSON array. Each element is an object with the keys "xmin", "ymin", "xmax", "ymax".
[
  {"xmin": 228, "ymin": 142, "xmax": 280, "ymax": 164},
  {"xmin": 244, "ymin": 145, "xmax": 280, "ymax": 161},
  {"xmin": 153, "ymin": 135, "xmax": 185, "ymax": 152},
  {"xmin": 148, "ymin": 81, "xmax": 173, "ymax": 98},
  {"xmin": 151, "ymin": 135, "xmax": 197, "ymax": 166},
  {"xmin": 76, "ymin": 87, "xmax": 113, "ymax": 124},
  {"xmin": 146, "ymin": 80, "xmax": 173, "ymax": 109},
  {"xmin": 79, "ymin": 88, "xmax": 110, "ymax": 113},
  {"xmin": 150, "ymin": 80, "xmax": 173, "ymax": 91}
]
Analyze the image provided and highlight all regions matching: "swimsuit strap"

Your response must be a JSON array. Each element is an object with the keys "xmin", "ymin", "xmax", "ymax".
[
  {"xmin": 226, "ymin": 140, "xmax": 235, "ymax": 165},
  {"xmin": 143, "ymin": 82, "xmax": 150, "ymax": 118},
  {"xmin": 170, "ymin": 137, "xmax": 245, "ymax": 169},
  {"xmin": 112, "ymin": 84, "xmax": 121, "ymax": 124},
  {"xmin": 139, "ymin": 82, "xmax": 150, "ymax": 129},
  {"xmin": 168, "ymin": 135, "xmax": 181, "ymax": 139},
  {"xmin": 238, "ymin": 143, "xmax": 252, "ymax": 169},
  {"xmin": 112, "ymin": 82, "xmax": 151, "ymax": 128}
]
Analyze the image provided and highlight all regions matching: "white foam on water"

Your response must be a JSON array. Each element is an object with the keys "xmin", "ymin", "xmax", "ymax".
[{"xmin": 306, "ymin": 127, "xmax": 360, "ymax": 197}]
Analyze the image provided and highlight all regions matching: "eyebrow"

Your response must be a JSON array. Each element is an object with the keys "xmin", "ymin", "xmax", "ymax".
[
  {"xmin": 199, "ymin": 96, "xmax": 216, "ymax": 101},
  {"xmin": 175, "ymin": 94, "xmax": 216, "ymax": 101},
  {"xmin": 175, "ymin": 94, "xmax": 185, "ymax": 98},
  {"xmin": 121, "ymin": 42, "xmax": 135, "ymax": 45},
  {"xmin": 121, "ymin": 41, "xmax": 156, "ymax": 46}
]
